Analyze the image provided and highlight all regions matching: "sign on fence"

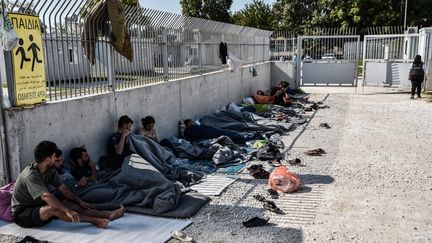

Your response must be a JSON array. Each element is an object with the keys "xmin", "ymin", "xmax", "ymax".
[{"xmin": 9, "ymin": 13, "xmax": 46, "ymax": 106}]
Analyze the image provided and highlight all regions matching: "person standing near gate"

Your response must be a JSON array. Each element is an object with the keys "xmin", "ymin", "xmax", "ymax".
[{"xmin": 408, "ymin": 55, "xmax": 428, "ymax": 99}]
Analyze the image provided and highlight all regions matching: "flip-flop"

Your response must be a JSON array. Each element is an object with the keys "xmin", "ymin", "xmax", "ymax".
[
  {"xmin": 263, "ymin": 201, "xmax": 284, "ymax": 214},
  {"xmin": 288, "ymin": 158, "xmax": 302, "ymax": 165},
  {"xmin": 319, "ymin": 123, "xmax": 331, "ymax": 129},
  {"xmin": 267, "ymin": 189, "xmax": 279, "ymax": 199},
  {"xmin": 242, "ymin": 216, "xmax": 270, "ymax": 227},
  {"xmin": 304, "ymin": 148, "xmax": 326, "ymax": 156},
  {"xmin": 253, "ymin": 194, "xmax": 266, "ymax": 202},
  {"xmin": 171, "ymin": 231, "xmax": 192, "ymax": 242}
]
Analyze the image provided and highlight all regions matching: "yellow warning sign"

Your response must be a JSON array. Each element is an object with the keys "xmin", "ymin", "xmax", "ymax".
[{"xmin": 10, "ymin": 13, "xmax": 46, "ymax": 106}]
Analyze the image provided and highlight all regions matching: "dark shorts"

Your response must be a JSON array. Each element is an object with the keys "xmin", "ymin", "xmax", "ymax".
[{"xmin": 14, "ymin": 206, "xmax": 51, "ymax": 228}]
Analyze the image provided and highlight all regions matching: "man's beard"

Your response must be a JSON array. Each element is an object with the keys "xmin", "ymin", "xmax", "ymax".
[{"xmin": 55, "ymin": 164, "xmax": 64, "ymax": 174}]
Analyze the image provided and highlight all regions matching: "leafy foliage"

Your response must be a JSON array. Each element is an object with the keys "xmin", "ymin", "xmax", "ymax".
[
  {"xmin": 232, "ymin": 0, "xmax": 275, "ymax": 30},
  {"xmin": 180, "ymin": 0, "xmax": 233, "ymax": 23}
]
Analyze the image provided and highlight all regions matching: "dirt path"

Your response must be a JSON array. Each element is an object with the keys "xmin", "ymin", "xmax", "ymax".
[{"xmin": 181, "ymin": 90, "xmax": 432, "ymax": 242}]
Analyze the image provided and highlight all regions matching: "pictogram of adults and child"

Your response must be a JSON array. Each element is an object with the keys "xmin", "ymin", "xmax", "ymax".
[{"xmin": 15, "ymin": 34, "xmax": 42, "ymax": 71}]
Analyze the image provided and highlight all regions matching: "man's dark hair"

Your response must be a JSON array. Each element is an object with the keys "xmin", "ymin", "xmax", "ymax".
[
  {"xmin": 280, "ymin": 81, "xmax": 289, "ymax": 88},
  {"xmin": 34, "ymin": 141, "xmax": 58, "ymax": 163},
  {"xmin": 55, "ymin": 149, "xmax": 62, "ymax": 158},
  {"xmin": 413, "ymin": 55, "xmax": 422, "ymax": 65},
  {"xmin": 118, "ymin": 115, "xmax": 133, "ymax": 129},
  {"xmin": 141, "ymin": 116, "xmax": 156, "ymax": 127},
  {"xmin": 184, "ymin": 119, "xmax": 193, "ymax": 127},
  {"xmin": 69, "ymin": 147, "xmax": 86, "ymax": 163}
]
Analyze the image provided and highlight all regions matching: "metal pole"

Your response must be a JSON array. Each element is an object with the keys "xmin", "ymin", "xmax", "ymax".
[
  {"xmin": 404, "ymin": 0, "xmax": 408, "ymax": 30},
  {"xmin": 0, "ymin": 0, "xmax": 11, "ymax": 183},
  {"xmin": 296, "ymin": 35, "xmax": 302, "ymax": 87},
  {"xmin": 161, "ymin": 28, "xmax": 169, "ymax": 81},
  {"xmin": 197, "ymin": 31, "xmax": 202, "ymax": 72}
]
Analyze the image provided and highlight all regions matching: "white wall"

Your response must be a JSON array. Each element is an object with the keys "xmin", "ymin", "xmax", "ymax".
[
  {"xmin": 270, "ymin": 61, "xmax": 296, "ymax": 88},
  {"xmin": 4, "ymin": 63, "xmax": 271, "ymax": 179}
]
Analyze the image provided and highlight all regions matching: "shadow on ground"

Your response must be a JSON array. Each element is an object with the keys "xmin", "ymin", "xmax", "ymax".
[
  {"xmin": 300, "ymin": 174, "xmax": 335, "ymax": 185},
  {"xmin": 183, "ymin": 204, "xmax": 303, "ymax": 243}
]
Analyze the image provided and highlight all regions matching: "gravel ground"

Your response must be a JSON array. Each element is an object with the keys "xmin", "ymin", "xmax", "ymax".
[{"xmin": 2, "ymin": 88, "xmax": 431, "ymax": 242}]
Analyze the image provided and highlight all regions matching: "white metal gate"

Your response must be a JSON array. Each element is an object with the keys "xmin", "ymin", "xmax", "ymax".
[
  {"xmin": 298, "ymin": 35, "xmax": 361, "ymax": 86},
  {"xmin": 362, "ymin": 33, "xmax": 420, "ymax": 86}
]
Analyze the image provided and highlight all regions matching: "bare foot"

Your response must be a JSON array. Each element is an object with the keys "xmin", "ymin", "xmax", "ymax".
[
  {"xmin": 108, "ymin": 205, "xmax": 125, "ymax": 221},
  {"xmin": 93, "ymin": 218, "xmax": 109, "ymax": 229}
]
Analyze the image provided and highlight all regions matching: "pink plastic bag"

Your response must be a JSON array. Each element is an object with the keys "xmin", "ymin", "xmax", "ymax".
[
  {"xmin": 0, "ymin": 181, "xmax": 15, "ymax": 221},
  {"xmin": 268, "ymin": 166, "xmax": 300, "ymax": 193}
]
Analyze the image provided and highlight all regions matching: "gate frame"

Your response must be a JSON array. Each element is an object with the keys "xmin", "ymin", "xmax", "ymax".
[
  {"xmin": 361, "ymin": 33, "xmax": 422, "ymax": 88},
  {"xmin": 297, "ymin": 35, "xmax": 361, "ymax": 87}
]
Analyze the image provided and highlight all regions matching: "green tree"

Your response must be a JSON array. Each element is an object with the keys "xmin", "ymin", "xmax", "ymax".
[
  {"xmin": 273, "ymin": 0, "xmax": 432, "ymax": 35},
  {"xmin": 180, "ymin": 0, "xmax": 202, "ymax": 18},
  {"xmin": 272, "ymin": 0, "xmax": 320, "ymax": 33},
  {"xmin": 180, "ymin": 0, "xmax": 233, "ymax": 23},
  {"xmin": 407, "ymin": 0, "xmax": 432, "ymax": 27},
  {"xmin": 232, "ymin": 0, "xmax": 275, "ymax": 30}
]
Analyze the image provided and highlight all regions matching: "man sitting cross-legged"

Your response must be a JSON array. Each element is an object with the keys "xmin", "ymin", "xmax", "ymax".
[{"xmin": 11, "ymin": 141, "xmax": 125, "ymax": 229}]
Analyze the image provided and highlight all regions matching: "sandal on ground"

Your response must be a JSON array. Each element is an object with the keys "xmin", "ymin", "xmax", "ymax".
[
  {"xmin": 288, "ymin": 158, "xmax": 302, "ymax": 166},
  {"xmin": 267, "ymin": 189, "xmax": 279, "ymax": 199},
  {"xmin": 253, "ymin": 194, "xmax": 266, "ymax": 202},
  {"xmin": 263, "ymin": 201, "xmax": 284, "ymax": 214},
  {"xmin": 242, "ymin": 216, "xmax": 270, "ymax": 228},
  {"xmin": 304, "ymin": 148, "xmax": 326, "ymax": 156},
  {"xmin": 319, "ymin": 123, "xmax": 331, "ymax": 129},
  {"xmin": 171, "ymin": 231, "xmax": 192, "ymax": 242}
]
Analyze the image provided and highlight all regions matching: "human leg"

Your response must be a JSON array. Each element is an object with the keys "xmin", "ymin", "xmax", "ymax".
[
  {"xmin": 39, "ymin": 205, "xmax": 109, "ymax": 228},
  {"xmin": 14, "ymin": 206, "xmax": 51, "ymax": 228},
  {"xmin": 416, "ymin": 81, "xmax": 423, "ymax": 97},
  {"xmin": 63, "ymin": 200, "xmax": 125, "ymax": 221},
  {"xmin": 410, "ymin": 80, "xmax": 416, "ymax": 98}
]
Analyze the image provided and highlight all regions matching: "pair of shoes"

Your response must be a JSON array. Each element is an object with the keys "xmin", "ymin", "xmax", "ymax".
[
  {"xmin": 171, "ymin": 231, "xmax": 192, "ymax": 242},
  {"xmin": 242, "ymin": 216, "xmax": 270, "ymax": 227},
  {"xmin": 410, "ymin": 96, "xmax": 414, "ymax": 99},
  {"xmin": 247, "ymin": 164, "xmax": 270, "ymax": 179}
]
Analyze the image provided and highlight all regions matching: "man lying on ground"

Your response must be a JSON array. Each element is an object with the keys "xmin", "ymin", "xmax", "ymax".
[
  {"xmin": 12, "ymin": 141, "xmax": 125, "ymax": 229},
  {"xmin": 69, "ymin": 146, "xmax": 97, "ymax": 188},
  {"xmin": 253, "ymin": 81, "xmax": 293, "ymax": 106},
  {"xmin": 107, "ymin": 115, "xmax": 134, "ymax": 170},
  {"xmin": 184, "ymin": 119, "xmax": 246, "ymax": 144}
]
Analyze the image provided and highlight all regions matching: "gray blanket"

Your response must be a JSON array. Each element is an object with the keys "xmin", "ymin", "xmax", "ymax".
[
  {"xmin": 72, "ymin": 154, "xmax": 182, "ymax": 213},
  {"xmin": 200, "ymin": 110, "xmax": 292, "ymax": 133},
  {"xmin": 127, "ymin": 134, "xmax": 204, "ymax": 186}
]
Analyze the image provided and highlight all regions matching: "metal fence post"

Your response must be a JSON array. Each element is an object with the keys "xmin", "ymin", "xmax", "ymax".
[
  {"xmin": 3, "ymin": 51, "xmax": 15, "ymax": 107},
  {"xmin": 197, "ymin": 31, "xmax": 202, "ymax": 72},
  {"xmin": 296, "ymin": 35, "xmax": 302, "ymax": 86},
  {"xmin": 239, "ymin": 35, "xmax": 243, "ymax": 60},
  {"xmin": 107, "ymin": 44, "xmax": 116, "ymax": 91},
  {"xmin": 162, "ymin": 28, "xmax": 169, "ymax": 81},
  {"xmin": 253, "ymin": 38, "xmax": 256, "ymax": 64}
]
